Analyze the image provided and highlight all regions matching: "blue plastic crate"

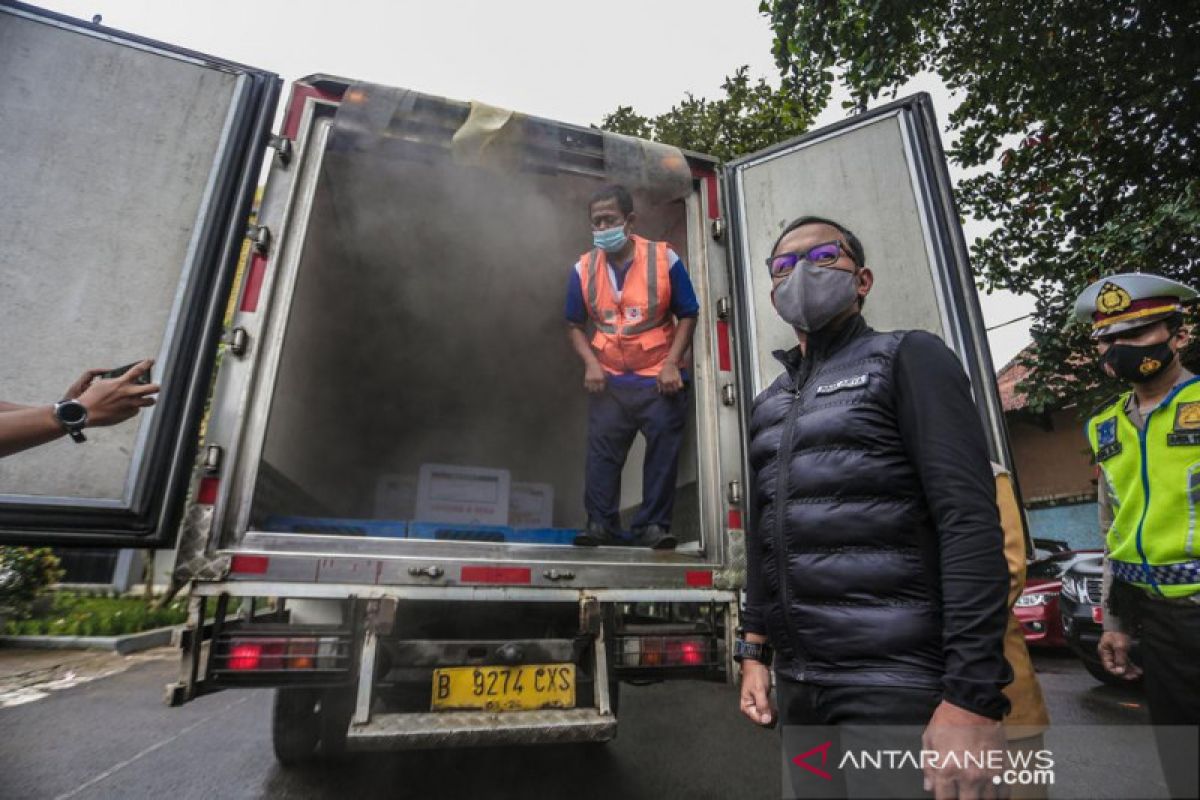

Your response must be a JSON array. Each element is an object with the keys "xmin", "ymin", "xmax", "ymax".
[
  {"xmin": 264, "ymin": 515, "xmax": 408, "ymax": 538},
  {"xmin": 407, "ymin": 522, "xmax": 577, "ymax": 546}
]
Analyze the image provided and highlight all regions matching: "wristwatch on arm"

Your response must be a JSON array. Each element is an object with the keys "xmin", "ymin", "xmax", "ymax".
[
  {"xmin": 733, "ymin": 628, "xmax": 773, "ymax": 666},
  {"xmin": 53, "ymin": 399, "xmax": 88, "ymax": 443}
]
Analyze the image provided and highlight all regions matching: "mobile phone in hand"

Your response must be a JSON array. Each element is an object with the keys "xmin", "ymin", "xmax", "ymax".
[{"xmin": 101, "ymin": 361, "xmax": 152, "ymax": 384}]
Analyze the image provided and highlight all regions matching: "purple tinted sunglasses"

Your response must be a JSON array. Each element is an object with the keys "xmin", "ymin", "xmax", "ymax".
[{"xmin": 766, "ymin": 240, "xmax": 858, "ymax": 276}]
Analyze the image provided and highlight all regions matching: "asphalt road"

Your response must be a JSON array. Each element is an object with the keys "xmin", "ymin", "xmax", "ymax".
[{"xmin": 0, "ymin": 649, "xmax": 1167, "ymax": 800}]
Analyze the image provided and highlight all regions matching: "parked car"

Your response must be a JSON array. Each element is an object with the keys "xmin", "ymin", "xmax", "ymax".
[
  {"xmin": 1032, "ymin": 537, "xmax": 1072, "ymax": 560},
  {"xmin": 1059, "ymin": 554, "xmax": 1144, "ymax": 686},
  {"xmin": 1015, "ymin": 549, "xmax": 1100, "ymax": 649}
]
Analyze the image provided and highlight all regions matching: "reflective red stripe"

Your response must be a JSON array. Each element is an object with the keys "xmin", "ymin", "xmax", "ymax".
[
  {"xmin": 197, "ymin": 477, "xmax": 220, "ymax": 505},
  {"xmin": 728, "ymin": 508, "xmax": 743, "ymax": 529},
  {"xmin": 282, "ymin": 83, "xmax": 343, "ymax": 140},
  {"xmin": 685, "ymin": 570, "xmax": 714, "ymax": 587},
  {"xmin": 239, "ymin": 251, "xmax": 268, "ymax": 312},
  {"xmin": 689, "ymin": 167, "xmax": 720, "ymax": 220},
  {"xmin": 461, "ymin": 566, "xmax": 532, "ymax": 584},
  {"xmin": 230, "ymin": 555, "xmax": 270, "ymax": 574},
  {"xmin": 716, "ymin": 320, "xmax": 732, "ymax": 372}
]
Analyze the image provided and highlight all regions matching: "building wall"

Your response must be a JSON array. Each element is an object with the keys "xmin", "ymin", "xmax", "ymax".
[{"xmin": 1007, "ymin": 408, "xmax": 1096, "ymax": 504}]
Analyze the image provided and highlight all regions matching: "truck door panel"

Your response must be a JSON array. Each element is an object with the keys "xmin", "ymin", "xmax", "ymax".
[
  {"xmin": 725, "ymin": 94, "xmax": 1012, "ymax": 470},
  {"xmin": 0, "ymin": 3, "xmax": 279, "ymax": 546}
]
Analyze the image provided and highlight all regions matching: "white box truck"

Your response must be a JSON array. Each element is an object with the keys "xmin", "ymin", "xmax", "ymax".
[{"xmin": 0, "ymin": 2, "xmax": 1018, "ymax": 763}]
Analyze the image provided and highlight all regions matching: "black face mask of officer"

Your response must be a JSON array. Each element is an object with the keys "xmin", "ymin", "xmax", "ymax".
[{"xmin": 1101, "ymin": 340, "xmax": 1176, "ymax": 384}]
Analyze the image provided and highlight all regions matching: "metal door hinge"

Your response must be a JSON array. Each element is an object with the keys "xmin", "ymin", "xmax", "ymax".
[
  {"xmin": 727, "ymin": 480, "xmax": 743, "ymax": 506},
  {"xmin": 716, "ymin": 297, "xmax": 732, "ymax": 320},
  {"xmin": 721, "ymin": 384, "xmax": 737, "ymax": 406},
  {"xmin": 267, "ymin": 134, "xmax": 292, "ymax": 165},
  {"xmin": 203, "ymin": 445, "xmax": 223, "ymax": 474},
  {"xmin": 246, "ymin": 224, "xmax": 271, "ymax": 255},
  {"xmin": 712, "ymin": 218, "xmax": 725, "ymax": 241},
  {"xmin": 227, "ymin": 327, "xmax": 249, "ymax": 357}
]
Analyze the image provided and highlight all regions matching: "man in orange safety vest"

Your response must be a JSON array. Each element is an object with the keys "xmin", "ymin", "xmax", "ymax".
[{"xmin": 565, "ymin": 184, "xmax": 698, "ymax": 549}]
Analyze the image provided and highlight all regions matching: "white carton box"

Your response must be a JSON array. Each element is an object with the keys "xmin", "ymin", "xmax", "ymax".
[
  {"xmin": 509, "ymin": 481, "xmax": 554, "ymax": 529},
  {"xmin": 415, "ymin": 463, "xmax": 511, "ymax": 526},
  {"xmin": 374, "ymin": 473, "xmax": 418, "ymax": 520}
]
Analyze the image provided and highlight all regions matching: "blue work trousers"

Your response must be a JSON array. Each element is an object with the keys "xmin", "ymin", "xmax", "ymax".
[{"xmin": 584, "ymin": 380, "xmax": 688, "ymax": 532}]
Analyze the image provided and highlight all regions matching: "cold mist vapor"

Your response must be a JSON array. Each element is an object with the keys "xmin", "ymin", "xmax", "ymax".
[{"xmin": 254, "ymin": 84, "xmax": 699, "ymax": 532}]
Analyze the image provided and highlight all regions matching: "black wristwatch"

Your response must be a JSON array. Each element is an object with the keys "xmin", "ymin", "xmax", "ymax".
[
  {"xmin": 53, "ymin": 399, "xmax": 88, "ymax": 443},
  {"xmin": 733, "ymin": 631, "xmax": 773, "ymax": 666}
]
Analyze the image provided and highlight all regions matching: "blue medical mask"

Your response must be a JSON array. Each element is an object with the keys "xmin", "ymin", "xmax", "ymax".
[{"xmin": 593, "ymin": 225, "xmax": 628, "ymax": 253}]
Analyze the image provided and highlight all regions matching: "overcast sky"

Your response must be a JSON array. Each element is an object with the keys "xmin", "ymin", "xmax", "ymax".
[{"xmin": 31, "ymin": 0, "xmax": 1034, "ymax": 366}]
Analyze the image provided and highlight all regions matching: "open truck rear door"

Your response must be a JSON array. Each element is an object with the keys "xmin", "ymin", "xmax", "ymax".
[
  {"xmin": 724, "ymin": 93, "xmax": 1015, "ymax": 474},
  {"xmin": 0, "ymin": 2, "xmax": 279, "ymax": 547}
]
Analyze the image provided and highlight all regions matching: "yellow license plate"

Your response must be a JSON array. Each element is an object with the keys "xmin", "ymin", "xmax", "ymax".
[{"xmin": 431, "ymin": 663, "xmax": 576, "ymax": 712}]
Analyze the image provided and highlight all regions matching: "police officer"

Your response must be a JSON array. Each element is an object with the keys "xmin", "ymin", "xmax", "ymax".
[{"xmin": 1075, "ymin": 272, "xmax": 1200, "ymax": 798}]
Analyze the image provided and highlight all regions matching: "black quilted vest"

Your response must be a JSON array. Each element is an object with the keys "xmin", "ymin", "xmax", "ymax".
[{"xmin": 748, "ymin": 319, "xmax": 944, "ymax": 688}]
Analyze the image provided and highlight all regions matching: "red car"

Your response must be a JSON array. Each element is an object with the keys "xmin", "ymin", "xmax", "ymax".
[{"xmin": 1015, "ymin": 549, "xmax": 1101, "ymax": 648}]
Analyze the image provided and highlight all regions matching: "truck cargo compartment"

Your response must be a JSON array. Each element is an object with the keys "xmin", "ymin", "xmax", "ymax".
[{"xmin": 245, "ymin": 94, "xmax": 706, "ymax": 551}]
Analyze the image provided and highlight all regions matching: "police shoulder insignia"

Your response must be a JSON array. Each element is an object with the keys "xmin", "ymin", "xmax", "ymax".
[
  {"xmin": 1095, "ymin": 281, "xmax": 1133, "ymax": 315},
  {"xmin": 1175, "ymin": 402, "xmax": 1200, "ymax": 431},
  {"xmin": 1095, "ymin": 417, "xmax": 1122, "ymax": 461},
  {"xmin": 1089, "ymin": 393, "xmax": 1123, "ymax": 419}
]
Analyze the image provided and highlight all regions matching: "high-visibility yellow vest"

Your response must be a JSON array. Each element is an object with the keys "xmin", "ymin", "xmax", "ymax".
[{"xmin": 1086, "ymin": 377, "xmax": 1200, "ymax": 597}]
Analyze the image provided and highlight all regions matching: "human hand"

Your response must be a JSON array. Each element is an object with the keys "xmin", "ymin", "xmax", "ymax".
[
  {"xmin": 1098, "ymin": 631, "xmax": 1142, "ymax": 680},
  {"xmin": 656, "ymin": 361, "xmax": 683, "ymax": 395},
  {"xmin": 921, "ymin": 700, "xmax": 1006, "ymax": 799},
  {"xmin": 63, "ymin": 368, "xmax": 108, "ymax": 401},
  {"xmin": 77, "ymin": 359, "xmax": 160, "ymax": 426},
  {"xmin": 584, "ymin": 363, "xmax": 607, "ymax": 393},
  {"xmin": 738, "ymin": 660, "xmax": 775, "ymax": 726}
]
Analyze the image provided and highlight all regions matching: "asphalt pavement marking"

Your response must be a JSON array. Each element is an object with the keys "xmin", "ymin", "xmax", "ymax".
[{"xmin": 52, "ymin": 695, "xmax": 249, "ymax": 800}]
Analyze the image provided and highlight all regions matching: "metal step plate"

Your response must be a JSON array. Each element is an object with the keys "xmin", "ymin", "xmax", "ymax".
[{"xmin": 346, "ymin": 708, "xmax": 616, "ymax": 750}]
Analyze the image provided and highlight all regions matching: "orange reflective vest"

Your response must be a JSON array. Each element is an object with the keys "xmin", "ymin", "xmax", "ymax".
[{"xmin": 576, "ymin": 235, "xmax": 676, "ymax": 377}]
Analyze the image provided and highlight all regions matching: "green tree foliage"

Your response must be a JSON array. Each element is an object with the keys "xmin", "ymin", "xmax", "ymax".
[
  {"xmin": 0, "ymin": 546, "xmax": 63, "ymax": 618},
  {"xmin": 600, "ymin": 66, "xmax": 820, "ymax": 162},
  {"xmin": 761, "ymin": 0, "xmax": 1200, "ymax": 412}
]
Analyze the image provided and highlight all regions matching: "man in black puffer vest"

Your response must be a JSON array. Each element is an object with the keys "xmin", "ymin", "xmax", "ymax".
[{"xmin": 735, "ymin": 217, "xmax": 1013, "ymax": 798}]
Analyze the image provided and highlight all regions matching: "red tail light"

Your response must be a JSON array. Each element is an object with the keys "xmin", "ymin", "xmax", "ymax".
[
  {"xmin": 620, "ymin": 636, "xmax": 709, "ymax": 667},
  {"xmin": 224, "ymin": 637, "xmax": 329, "ymax": 671},
  {"xmin": 228, "ymin": 642, "xmax": 262, "ymax": 671},
  {"xmin": 260, "ymin": 639, "xmax": 286, "ymax": 670}
]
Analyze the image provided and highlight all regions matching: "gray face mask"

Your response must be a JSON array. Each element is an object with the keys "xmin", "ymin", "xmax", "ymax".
[{"xmin": 771, "ymin": 262, "xmax": 860, "ymax": 332}]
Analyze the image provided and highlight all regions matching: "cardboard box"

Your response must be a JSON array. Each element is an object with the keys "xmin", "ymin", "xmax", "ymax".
[
  {"xmin": 374, "ymin": 473, "xmax": 418, "ymax": 520},
  {"xmin": 509, "ymin": 481, "xmax": 554, "ymax": 529},
  {"xmin": 415, "ymin": 463, "xmax": 510, "ymax": 526}
]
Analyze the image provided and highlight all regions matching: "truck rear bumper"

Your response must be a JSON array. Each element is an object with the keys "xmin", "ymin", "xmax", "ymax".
[{"xmin": 346, "ymin": 708, "xmax": 616, "ymax": 750}]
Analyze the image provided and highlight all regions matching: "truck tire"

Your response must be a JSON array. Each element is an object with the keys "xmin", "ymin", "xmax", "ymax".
[
  {"xmin": 317, "ymin": 689, "xmax": 355, "ymax": 757},
  {"xmin": 272, "ymin": 688, "xmax": 322, "ymax": 765}
]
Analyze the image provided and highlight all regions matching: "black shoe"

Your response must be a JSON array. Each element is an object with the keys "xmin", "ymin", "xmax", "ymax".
[
  {"xmin": 635, "ymin": 524, "xmax": 677, "ymax": 550},
  {"xmin": 574, "ymin": 521, "xmax": 616, "ymax": 547}
]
